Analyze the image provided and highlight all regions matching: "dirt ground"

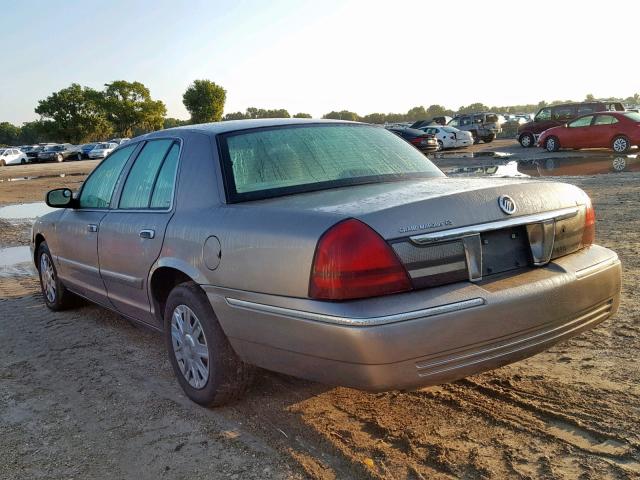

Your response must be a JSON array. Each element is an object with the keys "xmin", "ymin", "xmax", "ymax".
[{"xmin": 1, "ymin": 149, "xmax": 639, "ymax": 479}]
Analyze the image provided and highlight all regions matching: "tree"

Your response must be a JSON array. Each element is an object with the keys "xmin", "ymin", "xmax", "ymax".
[
  {"xmin": 406, "ymin": 106, "xmax": 427, "ymax": 121},
  {"xmin": 102, "ymin": 80, "xmax": 166, "ymax": 137},
  {"xmin": 35, "ymin": 83, "xmax": 112, "ymax": 143},
  {"xmin": 323, "ymin": 110, "xmax": 359, "ymax": 121},
  {"xmin": 163, "ymin": 117, "xmax": 189, "ymax": 129},
  {"xmin": 585, "ymin": 93, "xmax": 595, "ymax": 102},
  {"xmin": 361, "ymin": 113, "xmax": 386, "ymax": 124},
  {"xmin": 0, "ymin": 122, "xmax": 20, "ymax": 145},
  {"xmin": 182, "ymin": 79, "xmax": 226, "ymax": 124},
  {"xmin": 293, "ymin": 112, "xmax": 312, "ymax": 118},
  {"xmin": 457, "ymin": 103, "xmax": 490, "ymax": 114},
  {"xmin": 223, "ymin": 111, "xmax": 249, "ymax": 121}
]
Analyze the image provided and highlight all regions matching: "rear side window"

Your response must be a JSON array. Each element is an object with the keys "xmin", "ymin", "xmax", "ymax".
[
  {"xmin": 79, "ymin": 144, "xmax": 136, "ymax": 209},
  {"xmin": 553, "ymin": 106, "xmax": 576, "ymax": 121},
  {"xmin": 150, "ymin": 143, "xmax": 180, "ymax": 209},
  {"xmin": 593, "ymin": 115, "xmax": 618, "ymax": 125},
  {"xmin": 119, "ymin": 139, "xmax": 174, "ymax": 209},
  {"xmin": 485, "ymin": 114, "xmax": 498, "ymax": 123},
  {"xmin": 577, "ymin": 105, "xmax": 595, "ymax": 115}
]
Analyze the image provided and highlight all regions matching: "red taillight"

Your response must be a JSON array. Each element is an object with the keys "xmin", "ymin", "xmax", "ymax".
[
  {"xmin": 309, "ymin": 219, "xmax": 412, "ymax": 300},
  {"xmin": 582, "ymin": 195, "xmax": 596, "ymax": 246}
]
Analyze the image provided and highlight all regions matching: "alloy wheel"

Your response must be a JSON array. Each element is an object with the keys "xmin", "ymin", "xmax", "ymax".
[
  {"xmin": 40, "ymin": 253, "xmax": 57, "ymax": 303},
  {"xmin": 612, "ymin": 157, "xmax": 627, "ymax": 171},
  {"xmin": 613, "ymin": 137, "xmax": 628, "ymax": 153},
  {"xmin": 171, "ymin": 305, "xmax": 210, "ymax": 389}
]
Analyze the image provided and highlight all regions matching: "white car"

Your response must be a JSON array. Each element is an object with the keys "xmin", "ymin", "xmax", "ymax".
[
  {"xmin": 418, "ymin": 126, "xmax": 474, "ymax": 150},
  {"xmin": 0, "ymin": 148, "xmax": 29, "ymax": 166},
  {"xmin": 88, "ymin": 142, "xmax": 118, "ymax": 159}
]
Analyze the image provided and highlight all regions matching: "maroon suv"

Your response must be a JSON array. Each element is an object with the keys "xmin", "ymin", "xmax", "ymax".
[{"xmin": 517, "ymin": 102, "xmax": 625, "ymax": 147}]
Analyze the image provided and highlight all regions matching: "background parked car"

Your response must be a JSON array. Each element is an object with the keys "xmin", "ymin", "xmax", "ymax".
[
  {"xmin": 88, "ymin": 142, "xmax": 118, "ymax": 159},
  {"xmin": 37, "ymin": 144, "xmax": 81, "ymax": 163},
  {"xmin": 0, "ymin": 148, "xmax": 29, "ymax": 166},
  {"xmin": 108, "ymin": 138, "xmax": 130, "ymax": 145},
  {"xmin": 387, "ymin": 127, "xmax": 438, "ymax": 152},
  {"xmin": 79, "ymin": 143, "xmax": 99, "ymax": 159},
  {"xmin": 417, "ymin": 125, "xmax": 473, "ymax": 150},
  {"xmin": 518, "ymin": 101, "xmax": 626, "ymax": 147},
  {"xmin": 538, "ymin": 111, "xmax": 640, "ymax": 153},
  {"xmin": 410, "ymin": 116, "xmax": 452, "ymax": 129},
  {"xmin": 448, "ymin": 112, "xmax": 502, "ymax": 143}
]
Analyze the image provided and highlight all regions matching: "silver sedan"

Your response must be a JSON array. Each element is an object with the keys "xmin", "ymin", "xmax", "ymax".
[{"xmin": 32, "ymin": 119, "xmax": 621, "ymax": 406}]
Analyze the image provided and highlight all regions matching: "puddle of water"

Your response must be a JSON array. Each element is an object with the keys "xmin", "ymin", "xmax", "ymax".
[
  {"xmin": 0, "ymin": 202, "xmax": 55, "ymax": 221},
  {"xmin": 438, "ymin": 154, "xmax": 640, "ymax": 178},
  {"xmin": 434, "ymin": 151, "xmax": 513, "ymax": 159},
  {"xmin": 0, "ymin": 172, "xmax": 86, "ymax": 183},
  {"xmin": 0, "ymin": 246, "xmax": 35, "ymax": 277}
]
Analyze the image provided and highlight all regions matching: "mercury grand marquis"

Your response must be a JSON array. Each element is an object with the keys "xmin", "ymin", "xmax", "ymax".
[{"xmin": 32, "ymin": 119, "xmax": 622, "ymax": 406}]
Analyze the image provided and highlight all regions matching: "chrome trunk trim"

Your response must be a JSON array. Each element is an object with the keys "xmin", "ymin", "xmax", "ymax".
[
  {"xmin": 409, "ymin": 207, "xmax": 579, "ymax": 245},
  {"xmin": 225, "ymin": 297, "xmax": 486, "ymax": 327}
]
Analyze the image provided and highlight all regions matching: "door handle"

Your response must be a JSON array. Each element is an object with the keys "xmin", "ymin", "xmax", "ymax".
[
  {"xmin": 87, "ymin": 224, "xmax": 98, "ymax": 233},
  {"xmin": 139, "ymin": 229, "xmax": 155, "ymax": 239}
]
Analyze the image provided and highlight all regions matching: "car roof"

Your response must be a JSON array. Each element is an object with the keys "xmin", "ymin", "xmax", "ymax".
[{"xmin": 139, "ymin": 118, "xmax": 357, "ymax": 140}]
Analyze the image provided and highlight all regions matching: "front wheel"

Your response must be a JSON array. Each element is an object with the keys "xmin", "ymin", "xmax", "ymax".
[
  {"xmin": 545, "ymin": 136, "xmax": 560, "ymax": 152},
  {"xmin": 519, "ymin": 133, "xmax": 534, "ymax": 148},
  {"xmin": 38, "ymin": 242, "xmax": 76, "ymax": 310},
  {"xmin": 611, "ymin": 135, "xmax": 630, "ymax": 153},
  {"xmin": 164, "ymin": 282, "xmax": 254, "ymax": 406},
  {"xmin": 482, "ymin": 134, "xmax": 495, "ymax": 143},
  {"xmin": 437, "ymin": 140, "xmax": 444, "ymax": 151},
  {"xmin": 56, "ymin": 153, "xmax": 64, "ymax": 163}
]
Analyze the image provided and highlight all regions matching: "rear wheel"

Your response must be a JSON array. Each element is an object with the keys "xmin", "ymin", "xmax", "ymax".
[
  {"xmin": 21, "ymin": 158, "xmax": 26, "ymax": 164},
  {"xmin": 56, "ymin": 153, "xmax": 64, "ymax": 163},
  {"xmin": 164, "ymin": 282, "xmax": 254, "ymax": 406},
  {"xmin": 482, "ymin": 134, "xmax": 495, "ymax": 143},
  {"xmin": 76, "ymin": 153, "xmax": 82, "ymax": 161},
  {"xmin": 37, "ymin": 242, "xmax": 76, "ymax": 311},
  {"xmin": 545, "ymin": 136, "xmax": 560, "ymax": 152},
  {"xmin": 519, "ymin": 132, "xmax": 534, "ymax": 148},
  {"xmin": 611, "ymin": 135, "xmax": 630, "ymax": 153}
]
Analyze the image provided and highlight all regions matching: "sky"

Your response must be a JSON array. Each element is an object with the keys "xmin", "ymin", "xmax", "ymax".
[{"xmin": 2, "ymin": 0, "xmax": 639, "ymax": 125}]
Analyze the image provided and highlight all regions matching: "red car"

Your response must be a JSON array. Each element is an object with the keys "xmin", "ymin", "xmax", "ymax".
[{"xmin": 538, "ymin": 111, "xmax": 640, "ymax": 153}]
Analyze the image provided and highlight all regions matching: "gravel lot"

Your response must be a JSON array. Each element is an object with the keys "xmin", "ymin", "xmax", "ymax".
[{"xmin": 1, "ymin": 144, "xmax": 639, "ymax": 479}]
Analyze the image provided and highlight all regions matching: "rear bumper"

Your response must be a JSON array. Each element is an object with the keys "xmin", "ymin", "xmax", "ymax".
[{"xmin": 204, "ymin": 245, "xmax": 621, "ymax": 391}]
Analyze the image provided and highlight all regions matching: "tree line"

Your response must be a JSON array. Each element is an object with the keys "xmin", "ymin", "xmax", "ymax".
[{"xmin": 2, "ymin": 79, "xmax": 639, "ymax": 146}]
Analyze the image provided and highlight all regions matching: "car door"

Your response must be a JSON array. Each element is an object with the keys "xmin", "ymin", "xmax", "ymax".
[
  {"xmin": 98, "ymin": 139, "xmax": 181, "ymax": 325},
  {"xmin": 563, "ymin": 115, "xmax": 594, "ymax": 148},
  {"xmin": 54, "ymin": 143, "xmax": 138, "ymax": 305},
  {"xmin": 590, "ymin": 114, "xmax": 620, "ymax": 148}
]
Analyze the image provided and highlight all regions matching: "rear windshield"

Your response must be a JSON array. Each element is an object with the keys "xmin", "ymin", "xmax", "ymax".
[
  {"xmin": 485, "ymin": 114, "xmax": 499, "ymax": 123},
  {"xmin": 220, "ymin": 124, "xmax": 444, "ymax": 202},
  {"xmin": 624, "ymin": 112, "xmax": 640, "ymax": 122}
]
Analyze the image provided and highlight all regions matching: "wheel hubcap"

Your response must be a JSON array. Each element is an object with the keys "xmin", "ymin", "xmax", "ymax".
[
  {"xmin": 40, "ymin": 253, "xmax": 56, "ymax": 303},
  {"xmin": 612, "ymin": 157, "xmax": 626, "ymax": 171},
  {"xmin": 547, "ymin": 138, "xmax": 555, "ymax": 150},
  {"xmin": 522, "ymin": 135, "xmax": 531, "ymax": 146},
  {"xmin": 613, "ymin": 138, "xmax": 627, "ymax": 152},
  {"xmin": 171, "ymin": 305, "xmax": 209, "ymax": 389}
]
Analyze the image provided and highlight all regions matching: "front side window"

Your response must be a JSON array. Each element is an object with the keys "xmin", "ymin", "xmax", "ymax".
[
  {"xmin": 568, "ymin": 116, "xmax": 593, "ymax": 128},
  {"xmin": 593, "ymin": 115, "xmax": 618, "ymax": 126},
  {"xmin": 221, "ymin": 124, "xmax": 444, "ymax": 202},
  {"xmin": 535, "ymin": 108, "xmax": 552, "ymax": 121},
  {"xmin": 448, "ymin": 118, "xmax": 460, "ymax": 127},
  {"xmin": 79, "ymin": 144, "xmax": 136, "ymax": 208},
  {"xmin": 119, "ymin": 139, "xmax": 174, "ymax": 209},
  {"xmin": 460, "ymin": 116, "xmax": 472, "ymax": 126}
]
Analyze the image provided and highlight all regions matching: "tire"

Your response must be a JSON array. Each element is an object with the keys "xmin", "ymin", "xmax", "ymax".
[
  {"xmin": 519, "ymin": 133, "xmax": 534, "ymax": 148},
  {"xmin": 21, "ymin": 158, "xmax": 26, "ymax": 164},
  {"xmin": 611, "ymin": 135, "xmax": 630, "ymax": 153},
  {"xmin": 56, "ymin": 153, "xmax": 64, "ymax": 163},
  {"xmin": 471, "ymin": 131, "xmax": 480, "ymax": 144},
  {"xmin": 545, "ymin": 136, "xmax": 560, "ymax": 152},
  {"xmin": 437, "ymin": 140, "xmax": 444, "ymax": 151},
  {"xmin": 164, "ymin": 282, "xmax": 254, "ymax": 406},
  {"xmin": 482, "ymin": 134, "xmax": 495, "ymax": 143},
  {"xmin": 37, "ymin": 242, "xmax": 76, "ymax": 311},
  {"xmin": 76, "ymin": 153, "xmax": 82, "ymax": 161}
]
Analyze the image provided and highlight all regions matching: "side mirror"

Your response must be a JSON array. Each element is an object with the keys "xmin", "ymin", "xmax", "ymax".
[{"xmin": 46, "ymin": 188, "xmax": 75, "ymax": 208}]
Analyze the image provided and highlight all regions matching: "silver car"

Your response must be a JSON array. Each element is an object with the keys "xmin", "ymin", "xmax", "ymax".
[{"xmin": 32, "ymin": 119, "xmax": 622, "ymax": 406}]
